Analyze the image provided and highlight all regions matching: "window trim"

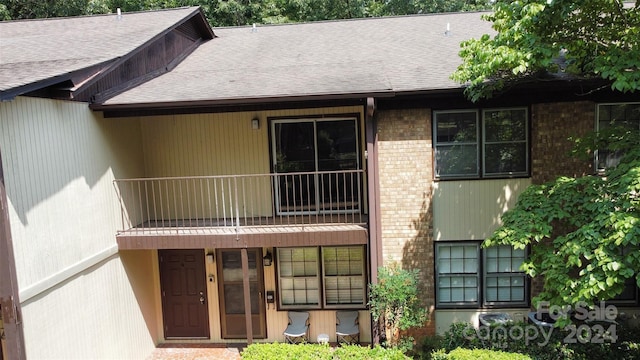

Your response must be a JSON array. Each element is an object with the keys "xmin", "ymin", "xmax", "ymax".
[
  {"xmin": 433, "ymin": 107, "xmax": 530, "ymax": 180},
  {"xmin": 276, "ymin": 246, "xmax": 367, "ymax": 310},
  {"xmin": 435, "ymin": 241, "xmax": 530, "ymax": 309}
]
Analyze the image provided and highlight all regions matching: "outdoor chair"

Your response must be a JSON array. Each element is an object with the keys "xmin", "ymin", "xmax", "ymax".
[
  {"xmin": 283, "ymin": 311, "xmax": 310, "ymax": 344},
  {"xmin": 336, "ymin": 310, "xmax": 360, "ymax": 345}
]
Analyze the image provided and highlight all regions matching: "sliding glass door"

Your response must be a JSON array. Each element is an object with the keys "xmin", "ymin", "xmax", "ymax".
[{"xmin": 272, "ymin": 118, "xmax": 360, "ymax": 214}]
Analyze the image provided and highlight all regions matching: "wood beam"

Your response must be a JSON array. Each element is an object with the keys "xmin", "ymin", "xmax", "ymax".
[{"xmin": 241, "ymin": 248, "xmax": 253, "ymax": 344}]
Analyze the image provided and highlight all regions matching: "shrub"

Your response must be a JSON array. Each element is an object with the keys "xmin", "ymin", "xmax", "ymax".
[
  {"xmin": 241, "ymin": 343, "xmax": 332, "ymax": 360},
  {"xmin": 240, "ymin": 343, "xmax": 410, "ymax": 360},
  {"xmin": 432, "ymin": 348, "xmax": 532, "ymax": 360},
  {"xmin": 368, "ymin": 262, "xmax": 428, "ymax": 350},
  {"xmin": 411, "ymin": 334, "xmax": 445, "ymax": 360},
  {"xmin": 440, "ymin": 320, "xmax": 640, "ymax": 360}
]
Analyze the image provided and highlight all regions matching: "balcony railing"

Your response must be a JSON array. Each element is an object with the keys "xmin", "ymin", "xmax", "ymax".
[{"xmin": 113, "ymin": 170, "xmax": 366, "ymax": 233}]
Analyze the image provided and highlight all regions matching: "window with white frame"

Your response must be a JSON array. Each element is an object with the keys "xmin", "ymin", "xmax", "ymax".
[
  {"xmin": 277, "ymin": 246, "xmax": 366, "ymax": 309},
  {"xmin": 278, "ymin": 247, "xmax": 320, "ymax": 308},
  {"xmin": 434, "ymin": 108, "xmax": 529, "ymax": 179},
  {"xmin": 436, "ymin": 242, "xmax": 528, "ymax": 308},
  {"xmin": 596, "ymin": 103, "xmax": 640, "ymax": 172}
]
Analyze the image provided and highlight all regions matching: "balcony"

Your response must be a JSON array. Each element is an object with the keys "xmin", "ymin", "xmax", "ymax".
[{"xmin": 113, "ymin": 170, "xmax": 368, "ymax": 249}]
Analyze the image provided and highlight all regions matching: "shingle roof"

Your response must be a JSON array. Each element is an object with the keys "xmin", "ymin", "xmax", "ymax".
[
  {"xmin": 0, "ymin": 7, "xmax": 204, "ymax": 97},
  {"xmin": 102, "ymin": 12, "xmax": 493, "ymax": 108}
]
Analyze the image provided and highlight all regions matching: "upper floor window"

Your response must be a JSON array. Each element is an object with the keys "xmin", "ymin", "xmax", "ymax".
[
  {"xmin": 596, "ymin": 103, "xmax": 640, "ymax": 172},
  {"xmin": 434, "ymin": 108, "xmax": 529, "ymax": 179}
]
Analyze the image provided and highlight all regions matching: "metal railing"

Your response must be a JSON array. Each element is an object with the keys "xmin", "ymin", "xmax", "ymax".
[{"xmin": 113, "ymin": 170, "xmax": 365, "ymax": 233}]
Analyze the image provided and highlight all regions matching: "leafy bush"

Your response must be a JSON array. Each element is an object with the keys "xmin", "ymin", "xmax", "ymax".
[
  {"xmin": 432, "ymin": 348, "xmax": 531, "ymax": 360},
  {"xmin": 368, "ymin": 262, "xmax": 428, "ymax": 350},
  {"xmin": 411, "ymin": 334, "xmax": 444, "ymax": 360},
  {"xmin": 240, "ymin": 343, "xmax": 410, "ymax": 360},
  {"xmin": 241, "ymin": 343, "xmax": 332, "ymax": 360},
  {"xmin": 440, "ymin": 320, "xmax": 640, "ymax": 360}
]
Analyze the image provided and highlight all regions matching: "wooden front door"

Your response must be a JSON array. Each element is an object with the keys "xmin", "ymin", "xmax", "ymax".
[
  {"xmin": 159, "ymin": 249, "xmax": 210, "ymax": 339},
  {"xmin": 217, "ymin": 249, "xmax": 266, "ymax": 339}
]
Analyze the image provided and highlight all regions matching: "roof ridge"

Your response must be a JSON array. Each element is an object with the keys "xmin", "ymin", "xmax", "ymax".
[
  {"xmin": 213, "ymin": 10, "xmax": 492, "ymax": 30},
  {"xmin": 0, "ymin": 6, "xmax": 200, "ymax": 24}
]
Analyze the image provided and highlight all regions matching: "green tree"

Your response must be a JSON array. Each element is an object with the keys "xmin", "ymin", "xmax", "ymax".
[
  {"xmin": 484, "ymin": 128, "xmax": 640, "ymax": 321},
  {"xmin": 0, "ymin": 0, "xmax": 491, "ymax": 24},
  {"xmin": 452, "ymin": 0, "xmax": 640, "ymax": 102}
]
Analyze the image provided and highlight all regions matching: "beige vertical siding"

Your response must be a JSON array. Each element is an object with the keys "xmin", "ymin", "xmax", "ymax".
[
  {"xmin": 432, "ymin": 178, "xmax": 532, "ymax": 241},
  {"xmin": 0, "ymin": 97, "xmax": 152, "ymax": 359},
  {"xmin": 137, "ymin": 107, "xmax": 365, "ymax": 220},
  {"xmin": 190, "ymin": 248, "xmax": 371, "ymax": 343}
]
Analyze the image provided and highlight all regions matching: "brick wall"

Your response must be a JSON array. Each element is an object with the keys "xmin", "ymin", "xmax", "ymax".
[
  {"xmin": 531, "ymin": 101, "xmax": 595, "ymax": 184},
  {"xmin": 530, "ymin": 100, "xmax": 596, "ymax": 297},
  {"xmin": 375, "ymin": 108, "xmax": 436, "ymax": 335}
]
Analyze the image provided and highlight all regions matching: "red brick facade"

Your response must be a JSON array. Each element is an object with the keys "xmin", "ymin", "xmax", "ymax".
[{"xmin": 373, "ymin": 101, "xmax": 598, "ymax": 336}]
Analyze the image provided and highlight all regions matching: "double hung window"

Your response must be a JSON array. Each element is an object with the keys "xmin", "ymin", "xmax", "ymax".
[
  {"xmin": 436, "ymin": 242, "xmax": 528, "ymax": 308},
  {"xmin": 434, "ymin": 108, "xmax": 529, "ymax": 179},
  {"xmin": 277, "ymin": 246, "xmax": 365, "ymax": 309}
]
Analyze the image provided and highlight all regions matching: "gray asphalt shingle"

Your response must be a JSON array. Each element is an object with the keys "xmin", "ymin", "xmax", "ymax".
[
  {"xmin": 0, "ymin": 7, "xmax": 202, "ymax": 93},
  {"xmin": 103, "ymin": 12, "xmax": 493, "ymax": 106}
]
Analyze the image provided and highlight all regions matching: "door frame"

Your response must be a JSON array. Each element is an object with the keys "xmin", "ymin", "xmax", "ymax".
[{"xmin": 217, "ymin": 248, "xmax": 266, "ymax": 340}]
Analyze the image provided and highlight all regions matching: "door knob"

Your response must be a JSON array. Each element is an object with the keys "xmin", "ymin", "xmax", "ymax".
[{"xmin": 199, "ymin": 291, "xmax": 205, "ymax": 304}]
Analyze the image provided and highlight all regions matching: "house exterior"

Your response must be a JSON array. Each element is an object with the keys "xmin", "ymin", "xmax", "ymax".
[{"xmin": 0, "ymin": 6, "xmax": 638, "ymax": 359}]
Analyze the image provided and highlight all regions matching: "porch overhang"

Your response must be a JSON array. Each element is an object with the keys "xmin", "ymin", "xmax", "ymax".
[{"xmin": 116, "ymin": 224, "xmax": 368, "ymax": 250}]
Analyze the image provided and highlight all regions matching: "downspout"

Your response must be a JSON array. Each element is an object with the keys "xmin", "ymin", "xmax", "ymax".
[{"xmin": 365, "ymin": 97, "xmax": 383, "ymax": 345}]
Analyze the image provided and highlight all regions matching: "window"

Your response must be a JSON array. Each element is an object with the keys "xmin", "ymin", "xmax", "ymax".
[
  {"xmin": 277, "ymin": 246, "xmax": 366, "ymax": 309},
  {"xmin": 609, "ymin": 246, "xmax": 639, "ymax": 306},
  {"xmin": 434, "ymin": 108, "xmax": 528, "ymax": 179},
  {"xmin": 436, "ymin": 243, "xmax": 480, "ymax": 306},
  {"xmin": 436, "ymin": 242, "xmax": 528, "ymax": 308},
  {"xmin": 596, "ymin": 103, "xmax": 640, "ymax": 172},
  {"xmin": 484, "ymin": 246, "xmax": 527, "ymax": 306}
]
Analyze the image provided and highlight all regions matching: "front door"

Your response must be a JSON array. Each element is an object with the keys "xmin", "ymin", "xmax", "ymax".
[
  {"xmin": 217, "ymin": 249, "xmax": 266, "ymax": 339},
  {"xmin": 159, "ymin": 249, "xmax": 210, "ymax": 339}
]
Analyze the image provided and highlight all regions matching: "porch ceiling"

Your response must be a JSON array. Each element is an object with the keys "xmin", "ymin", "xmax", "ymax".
[{"xmin": 116, "ymin": 224, "xmax": 368, "ymax": 249}]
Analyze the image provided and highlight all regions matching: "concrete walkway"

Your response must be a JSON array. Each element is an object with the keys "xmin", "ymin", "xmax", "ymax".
[{"xmin": 146, "ymin": 344, "xmax": 244, "ymax": 360}]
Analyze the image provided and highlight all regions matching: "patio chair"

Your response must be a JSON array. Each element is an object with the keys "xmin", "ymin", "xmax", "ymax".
[
  {"xmin": 336, "ymin": 311, "xmax": 360, "ymax": 345},
  {"xmin": 283, "ymin": 311, "xmax": 310, "ymax": 344}
]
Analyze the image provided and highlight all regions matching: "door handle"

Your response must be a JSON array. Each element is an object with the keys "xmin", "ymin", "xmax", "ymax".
[{"xmin": 199, "ymin": 291, "xmax": 205, "ymax": 305}]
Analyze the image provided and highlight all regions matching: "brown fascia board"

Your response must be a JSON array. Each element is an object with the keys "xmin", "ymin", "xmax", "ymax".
[
  {"xmin": 74, "ymin": 7, "xmax": 215, "ymax": 102},
  {"xmin": 0, "ymin": 60, "xmax": 116, "ymax": 101},
  {"xmin": 91, "ymin": 90, "xmax": 398, "ymax": 117}
]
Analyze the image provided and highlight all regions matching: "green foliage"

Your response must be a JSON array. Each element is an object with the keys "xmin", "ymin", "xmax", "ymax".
[
  {"xmin": 0, "ymin": 0, "xmax": 492, "ymax": 25},
  {"xmin": 439, "ymin": 321, "xmax": 640, "ymax": 360},
  {"xmin": 432, "ymin": 347, "xmax": 532, "ymax": 360},
  {"xmin": 452, "ymin": 0, "xmax": 640, "ymax": 102},
  {"xmin": 484, "ymin": 129, "xmax": 640, "ymax": 317},
  {"xmin": 412, "ymin": 334, "xmax": 445, "ymax": 360},
  {"xmin": 240, "ymin": 343, "xmax": 410, "ymax": 360},
  {"xmin": 368, "ymin": 262, "xmax": 428, "ymax": 349}
]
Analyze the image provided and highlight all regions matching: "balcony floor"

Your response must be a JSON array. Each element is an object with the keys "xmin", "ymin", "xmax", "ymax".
[{"xmin": 117, "ymin": 215, "xmax": 368, "ymax": 250}]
